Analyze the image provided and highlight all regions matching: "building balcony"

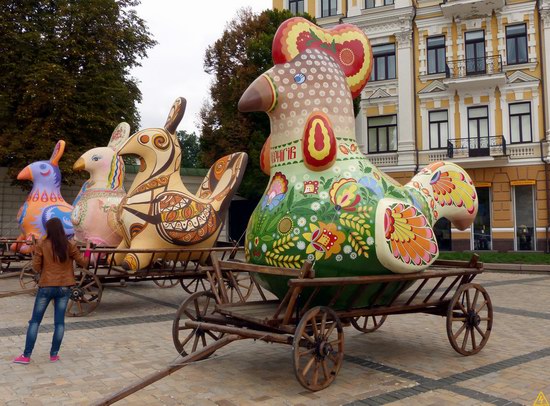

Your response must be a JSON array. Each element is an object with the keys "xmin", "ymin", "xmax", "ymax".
[
  {"xmin": 440, "ymin": 0, "xmax": 505, "ymax": 20},
  {"xmin": 366, "ymin": 151, "xmax": 398, "ymax": 167},
  {"xmin": 443, "ymin": 55, "xmax": 506, "ymax": 91},
  {"xmin": 447, "ymin": 136, "xmax": 507, "ymax": 159}
]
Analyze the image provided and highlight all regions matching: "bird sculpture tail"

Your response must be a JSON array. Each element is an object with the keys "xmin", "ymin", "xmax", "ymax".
[
  {"xmin": 373, "ymin": 161, "xmax": 477, "ymax": 274},
  {"xmin": 406, "ymin": 161, "xmax": 478, "ymax": 231}
]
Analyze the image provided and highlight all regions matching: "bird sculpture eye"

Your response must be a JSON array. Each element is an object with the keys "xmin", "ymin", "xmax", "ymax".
[
  {"xmin": 39, "ymin": 164, "xmax": 47, "ymax": 170},
  {"xmin": 92, "ymin": 155, "xmax": 101, "ymax": 162},
  {"xmin": 294, "ymin": 73, "xmax": 306, "ymax": 84}
]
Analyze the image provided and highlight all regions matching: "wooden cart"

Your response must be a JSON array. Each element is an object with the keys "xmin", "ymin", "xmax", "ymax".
[
  {"xmin": 61, "ymin": 245, "xmax": 253, "ymax": 316},
  {"xmin": 0, "ymin": 239, "xmax": 32, "ymax": 274},
  {"xmin": 171, "ymin": 255, "xmax": 492, "ymax": 391}
]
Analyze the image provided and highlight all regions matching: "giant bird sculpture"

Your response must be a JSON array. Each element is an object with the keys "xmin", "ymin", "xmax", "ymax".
[
  {"xmin": 71, "ymin": 123, "xmax": 130, "ymax": 247},
  {"xmin": 12, "ymin": 141, "xmax": 74, "ymax": 254},
  {"xmin": 115, "ymin": 98, "xmax": 248, "ymax": 271},
  {"xmin": 238, "ymin": 17, "xmax": 478, "ymax": 307}
]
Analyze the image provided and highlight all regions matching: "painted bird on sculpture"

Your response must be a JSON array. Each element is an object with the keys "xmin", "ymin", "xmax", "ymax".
[
  {"xmin": 114, "ymin": 98, "xmax": 248, "ymax": 271},
  {"xmin": 239, "ymin": 17, "xmax": 478, "ymax": 302},
  {"xmin": 71, "ymin": 123, "xmax": 130, "ymax": 247},
  {"xmin": 12, "ymin": 141, "xmax": 74, "ymax": 254}
]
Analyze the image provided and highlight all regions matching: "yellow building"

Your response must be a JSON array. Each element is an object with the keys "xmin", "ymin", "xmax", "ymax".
[{"xmin": 274, "ymin": 0, "xmax": 550, "ymax": 252}]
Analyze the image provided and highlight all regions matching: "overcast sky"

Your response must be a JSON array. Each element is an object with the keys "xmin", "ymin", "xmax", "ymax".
[{"xmin": 130, "ymin": 0, "xmax": 272, "ymax": 135}]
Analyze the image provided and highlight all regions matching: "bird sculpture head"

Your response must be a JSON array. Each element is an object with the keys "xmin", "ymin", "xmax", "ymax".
[
  {"xmin": 118, "ymin": 98, "xmax": 186, "ymax": 180},
  {"xmin": 239, "ymin": 18, "xmax": 373, "ymax": 172},
  {"xmin": 73, "ymin": 123, "xmax": 130, "ymax": 190},
  {"xmin": 17, "ymin": 141, "xmax": 65, "ymax": 190}
]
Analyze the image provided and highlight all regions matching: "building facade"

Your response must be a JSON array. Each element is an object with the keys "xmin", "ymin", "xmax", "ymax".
[{"xmin": 273, "ymin": 0, "xmax": 550, "ymax": 252}]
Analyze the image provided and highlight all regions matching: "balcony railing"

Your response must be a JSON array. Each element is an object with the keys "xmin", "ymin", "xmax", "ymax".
[
  {"xmin": 445, "ymin": 55, "xmax": 503, "ymax": 79},
  {"xmin": 447, "ymin": 136, "xmax": 506, "ymax": 158}
]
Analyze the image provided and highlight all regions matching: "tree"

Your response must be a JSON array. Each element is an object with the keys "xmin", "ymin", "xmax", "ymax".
[
  {"xmin": 0, "ymin": 0, "xmax": 156, "ymax": 183},
  {"xmin": 199, "ymin": 8, "xmax": 314, "ymax": 200},
  {"xmin": 176, "ymin": 130, "xmax": 201, "ymax": 168}
]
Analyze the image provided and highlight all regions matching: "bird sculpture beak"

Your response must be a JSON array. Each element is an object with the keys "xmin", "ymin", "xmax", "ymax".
[
  {"xmin": 17, "ymin": 166, "xmax": 32, "ymax": 181},
  {"xmin": 238, "ymin": 74, "xmax": 277, "ymax": 113},
  {"xmin": 73, "ymin": 157, "xmax": 85, "ymax": 172}
]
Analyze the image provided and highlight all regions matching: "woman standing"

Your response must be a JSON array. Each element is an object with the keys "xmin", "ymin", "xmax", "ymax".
[{"xmin": 14, "ymin": 218, "xmax": 90, "ymax": 364}]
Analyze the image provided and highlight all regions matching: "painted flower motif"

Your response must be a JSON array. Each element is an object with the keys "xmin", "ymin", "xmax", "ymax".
[
  {"xmin": 303, "ymin": 222, "xmax": 345, "ymax": 260},
  {"xmin": 311, "ymin": 202, "xmax": 321, "ymax": 211},
  {"xmin": 278, "ymin": 216, "xmax": 293, "ymax": 235},
  {"xmin": 297, "ymin": 241, "xmax": 306, "ymax": 250},
  {"xmin": 349, "ymin": 165, "xmax": 356, "ymax": 173},
  {"xmin": 261, "ymin": 244, "xmax": 267, "ymax": 253},
  {"xmin": 298, "ymin": 217, "xmax": 307, "ymax": 227},
  {"xmin": 262, "ymin": 172, "xmax": 288, "ymax": 211},
  {"xmin": 329, "ymin": 178, "xmax": 361, "ymax": 211},
  {"xmin": 430, "ymin": 170, "xmax": 477, "ymax": 214},
  {"xmin": 367, "ymin": 236, "xmax": 374, "ymax": 245},
  {"xmin": 339, "ymin": 145, "xmax": 350, "ymax": 155},
  {"xmin": 294, "ymin": 182, "xmax": 304, "ymax": 191},
  {"xmin": 310, "ymin": 215, "xmax": 318, "ymax": 222},
  {"xmin": 333, "ymin": 166, "xmax": 341, "ymax": 174},
  {"xmin": 319, "ymin": 191, "xmax": 329, "ymax": 200},
  {"xmin": 336, "ymin": 254, "xmax": 343, "ymax": 262},
  {"xmin": 359, "ymin": 176, "xmax": 383, "ymax": 198},
  {"xmin": 350, "ymin": 252, "xmax": 357, "ymax": 260},
  {"xmin": 293, "ymin": 227, "xmax": 301, "ymax": 235},
  {"xmin": 343, "ymin": 245, "xmax": 352, "ymax": 254},
  {"xmin": 303, "ymin": 180, "xmax": 319, "ymax": 194},
  {"xmin": 254, "ymin": 236, "xmax": 259, "ymax": 246},
  {"xmin": 303, "ymin": 173, "xmax": 310, "ymax": 180}
]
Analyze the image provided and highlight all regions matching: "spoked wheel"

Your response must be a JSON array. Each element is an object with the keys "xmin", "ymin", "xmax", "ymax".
[
  {"xmin": 153, "ymin": 278, "xmax": 179, "ymax": 288},
  {"xmin": 293, "ymin": 306, "xmax": 344, "ymax": 391},
  {"xmin": 350, "ymin": 315, "xmax": 387, "ymax": 333},
  {"xmin": 223, "ymin": 271, "xmax": 253, "ymax": 303},
  {"xmin": 172, "ymin": 291, "xmax": 223, "ymax": 358},
  {"xmin": 66, "ymin": 269, "xmax": 103, "ymax": 317},
  {"xmin": 447, "ymin": 283, "xmax": 493, "ymax": 356},
  {"xmin": 19, "ymin": 262, "xmax": 39, "ymax": 293},
  {"xmin": 180, "ymin": 276, "xmax": 211, "ymax": 294}
]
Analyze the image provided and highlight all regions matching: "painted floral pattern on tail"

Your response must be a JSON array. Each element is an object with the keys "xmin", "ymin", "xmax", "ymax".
[{"xmin": 376, "ymin": 199, "xmax": 439, "ymax": 274}]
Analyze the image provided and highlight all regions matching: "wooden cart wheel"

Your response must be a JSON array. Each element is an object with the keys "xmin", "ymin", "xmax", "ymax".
[
  {"xmin": 153, "ymin": 278, "xmax": 179, "ymax": 288},
  {"xmin": 446, "ymin": 283, "xmax": 492, "ymax": 356},
  {"xmin": 172, "ymin": 291, "xmax": 223, "ymax": 358},
  {"xmin": 66, "ymin": 269, "xmax": 103, "ymax": 317},
  {"xmin": 223, "ymin": 271, "xmax": 253, "ymax": 303},
  {"xmin": 293, "ymin": 306, "xmax": 344, "ymax": 391},
  {"xmin": 180, "ymin": 276, "xmax": 211, "ymax": 294},
  {"xmin": 350, "ymin": 315, "xmax": 387, "ymax": 333},
  {"xmin": 19, "ymin": 262, "xmax": 38, "ymax": 293}
]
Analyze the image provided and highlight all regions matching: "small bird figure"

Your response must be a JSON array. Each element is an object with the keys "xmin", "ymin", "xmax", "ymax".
[
  {"xmin": 12, "ymin": 141, "xmax": 74, "ymax": 254},
  {"xmin": 238, "ymin": 18, "xmax": 478, "ymax": 303},
  {"xmin": 71, "ymin": 123, "xmax": 130, "ymax": 247},
  {"xmin": 114, "ymin": 98, "xmax": 248, "ymax": 271}
]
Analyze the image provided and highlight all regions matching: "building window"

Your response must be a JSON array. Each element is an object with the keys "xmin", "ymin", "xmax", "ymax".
[
  {"xmin": 289, "ymin": 0, "xmax": 304, "ymax": 14},
  {"xmin": 429, "ymin": 110, "xmax": 448, "ymax": 149},
  {"xmin": 514, "ymin": 185, "xmax": 535, "ymax": 251},
  {"xmin": 509, "ymin": 102, "xmax": 532, "ymax": 144},
  {"xmin": 506, "ymin": 24, "xmax": 528, "ymax": 65},
  {"xmin": 473, "ymin": 187, "xmax": 492, "ymax": 250},
  {"xmin": 384, "ymin": 0, "xmax": 394, "ymax": 5},
  {"xmin": 371, "ymin": 44, "xmax": 396, "ymax": 81},
  {"xmin": 368, "ymin": 115, "xmax": 397, "ymax": 153},
  {"xmin": 321, "ymin": 0, "xmax": 337, "ymax": 16},
  {"xmin": 467, "ymin": 106, "xmax": 489, "ymax": 156},
  {"xmin": 434, "ymin": 218, "xmax": 452, "ymax": 251},
  {"xmin": 465, "ymin": 30, "xmax": 485, "ymax": 75},
  {"xmin": 365, "ymin": 0, "xmax": 375, "ymax": 8},
  {"xmin": 427, "ymin": 36, "xmax": 446, "ymax": 74}
]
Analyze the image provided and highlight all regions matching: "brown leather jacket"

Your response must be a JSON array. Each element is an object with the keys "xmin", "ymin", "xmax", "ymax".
[{"xmin": 32, "ymin": 240, "xmax": 89, "ymax": 287}]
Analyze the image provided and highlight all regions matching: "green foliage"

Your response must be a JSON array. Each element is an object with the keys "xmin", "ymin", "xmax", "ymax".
[
  {"xmin": 176, "ymin": 130, "xmax": 202, "ymax": 168},
  {"xmin": 199, "ymin": 8, "xmax": 315, "ymax": 200},
  {"xmin": 0, "ymin": 0, "xmax": 156, "ymax": 185}
]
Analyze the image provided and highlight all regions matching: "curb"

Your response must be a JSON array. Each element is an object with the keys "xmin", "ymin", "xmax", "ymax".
[{"xmin": 483, "ymin": 262, "xmax": 550, "ymax": 275}]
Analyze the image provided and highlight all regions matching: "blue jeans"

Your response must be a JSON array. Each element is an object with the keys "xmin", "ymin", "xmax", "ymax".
[{"xmin": 23, "ymin": 286, "xmax": 71, "ymax": 357}]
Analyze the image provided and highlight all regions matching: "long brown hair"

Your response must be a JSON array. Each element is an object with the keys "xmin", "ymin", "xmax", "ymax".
[{"xmin": 45, "ymin": 218, "xmax": 68, "ymax": 262}]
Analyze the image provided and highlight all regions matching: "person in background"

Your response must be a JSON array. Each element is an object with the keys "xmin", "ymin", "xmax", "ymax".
[{"xmin": 13, "ymin": 217, "xmax": 90, "ymax": 364}]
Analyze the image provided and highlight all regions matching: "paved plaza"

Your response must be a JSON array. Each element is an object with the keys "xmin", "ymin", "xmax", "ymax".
[{"xmin": 0, "ymin": 271, "xmax": 549, "ymax": 405}]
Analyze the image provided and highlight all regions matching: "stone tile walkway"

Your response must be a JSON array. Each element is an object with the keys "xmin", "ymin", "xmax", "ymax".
[{"xmin": 1, "ymin": 271, "xmax": 549, "ymax": 405}]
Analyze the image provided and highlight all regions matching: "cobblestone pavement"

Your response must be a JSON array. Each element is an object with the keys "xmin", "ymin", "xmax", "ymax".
[{"xmin": 1, "ymin": 271, "xmax": 549, "ymax": 405}]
